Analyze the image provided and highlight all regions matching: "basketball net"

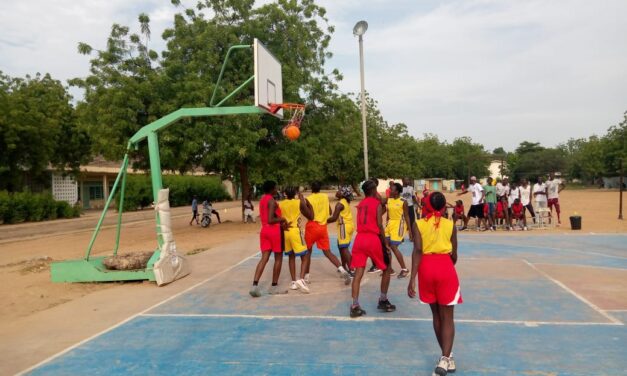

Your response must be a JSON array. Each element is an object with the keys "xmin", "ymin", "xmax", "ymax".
[{"xmin": 268, "ymin": 103, "xmax": 305, "ymax": 129}]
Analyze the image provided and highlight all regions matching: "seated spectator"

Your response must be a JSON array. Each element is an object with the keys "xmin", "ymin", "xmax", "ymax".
[{"xmin": 511, "ymin": 198, "xmax": 528, "ymax": 231}]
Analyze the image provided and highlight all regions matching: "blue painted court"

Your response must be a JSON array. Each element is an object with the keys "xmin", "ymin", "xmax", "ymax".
[{"xmin": 26, "ymin": 234, "xmax": 627, "ymax": 375}]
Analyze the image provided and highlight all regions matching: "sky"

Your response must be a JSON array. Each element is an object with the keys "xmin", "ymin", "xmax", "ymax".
[{"xmin": 1, "ymin": 0, "xmax": 626, "ymax": 151}]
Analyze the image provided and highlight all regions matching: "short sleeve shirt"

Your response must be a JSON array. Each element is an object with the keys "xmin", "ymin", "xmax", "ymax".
[
  {"xmin": 483, "ymin": 185, "xmax": 497, "ymax": 204},
  {"xmin": 470, "ymin": 183, "xmax": 484, "ymax": 205},
  {"xmin": 533, "ymin": 183, "xmax": 547, "ymax": 203},
  {"xmin": 401, "ymin": 186, "xmax": 415, "ymax": 207},
  {"xmin": 547, "ymin": 179, "xmax": 561, "ymax": 200}
]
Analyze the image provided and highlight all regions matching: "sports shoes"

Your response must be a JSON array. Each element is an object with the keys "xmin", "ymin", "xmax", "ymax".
[
  {"xmin": 304, "ymin": 273, "xmax": 311, "ymax": 284},
  {"xmin": 341, "ymin": 270, "xmax": 352, "ymax": 285},
  {"xmin": 348, "ymin": 270, "xmax": 355, "ymax": 278},
  {"xmin": 523, "ymin": 226, "xmax": 528, "ymax": 231},
  {"xmin": 377, "ymin": 299, "xmax": 396, "ymax": 312},
  {"xmin": 290, "ymin": 281, "xmax": 298, "ymax": 290},
  {"xmin": 389, "ymin": 269, "xmax": 396, "ymax": 276},
  {"xmin": 350, "ymin": 305, "xmax": 366, "ymax": 318},
  {"xmin": 268, "ymin": 285, "xmax": 288, "ymax": 295},
  {"xmin": 434, "ymin": 356, "xmax": 450, "ymax": 376},
  {"xmin": 397, "ymin": 269, "xmax": 409, "ymax": 279},
  {"xmin": 459, "ymin": 226, "xmax": 467, "ymax": 231},
  {"xmin": 296, "ymin": 279, "xmax": 310, "ymax": 293},
  {"xmin": 368, "ymin": 265, "xmax": 381, "ymax": 273},
  {"xmin": 448, "ymin": 353, "xmax": 456, "ymax": 373},
  {"xmin": 249, "ymin": 285, "xmax": 262, "ymax": 298}
]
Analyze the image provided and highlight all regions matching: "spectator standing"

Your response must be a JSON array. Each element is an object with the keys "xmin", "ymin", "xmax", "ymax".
[
  {"xmin": 189, "ymin": 195, "xmax": 199, "ymax": 225},
  {"xmin": 483, "ymin": 177, "xmax": 497, "ymax": 231},
  {"xmin": 533, "ymin": 177, "xmax": 548, "ymax": 210},
  {"xmin": 496, "ymin": 178, "xmax": 512, "ymax": 230},
  {"xmin": 385, "ymin": 180, "xmax": 394, "ymax": 198},
  {"xmin": 519, "ymin": 179, "xmax": 535, "ymax": 224},
  {"xmin": 459, "ymin": 176, "xmax": 486, "ymax": 231},
  {"xmin": 244, "ymin": 194, "xmax": 255, "ymax": 223},
  {"xmin": 401, "ymin": 178, "xmax": 419, "ymax": 224},
  {"xmin": 546, "ymin": 173, "xmax": 565, "ymax": 225}
]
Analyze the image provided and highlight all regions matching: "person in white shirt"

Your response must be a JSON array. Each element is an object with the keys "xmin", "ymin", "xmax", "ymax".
[
  {"xmin": 243, "ymin": 194, "xmax": 255, "ymax": 223},
  {"xmin": 401, "ymin": 178, "xmax": 419, "ymax": 223},
  {"xmin": 533, "ymin": 177, "xmax": 548, "ymax": 209},
  {"xmin": 519, "ymin": 179, "xmax": 535, "ymax": 224},
  {"xmin": 546, "ymin": 173, "xmax": 565, "ymax": 225},
  {"xmin": 458, "ymin": 176, "xmax": 486, "ymax": 231}
]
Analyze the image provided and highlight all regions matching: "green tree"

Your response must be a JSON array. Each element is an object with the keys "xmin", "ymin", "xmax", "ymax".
[
  {"xmin": 448, "ymin": 137, "xmax": 489, "ymax": 181},
  {"xmin": 0, "ymin": 72, "xmax": 90, "ymax": 191}
]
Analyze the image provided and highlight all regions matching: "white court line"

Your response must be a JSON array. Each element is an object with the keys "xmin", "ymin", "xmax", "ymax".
[
  {"xmin": 140, "ymin": 313, "xmax": 622, "ymax": 327},
  {"xmin": 16, "ymin": 251, "xmax": 259, "ymax": 376},
  {"xmin": 532, "ymin": 263, "xmax": 627, "ymax": 272},
  {"xmin": 522, "ymin": 259, "xmax": 622, "ymax": 325},
  {"xmin": 606, "ymin": 309, "xmax": 627, "ymax": 312},
  {"xmin": 462, "ymin": 240, "xmax": 627, "ymax": 260}
]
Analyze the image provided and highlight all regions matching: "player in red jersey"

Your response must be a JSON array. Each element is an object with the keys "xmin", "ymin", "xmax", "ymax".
[
  {"xmin": 349, "ymin": 180, "xmax": 396, "ymax": 318},
  {"xmin": 249, "ymin": 181, "xmax": 288, "ymax": 297}
]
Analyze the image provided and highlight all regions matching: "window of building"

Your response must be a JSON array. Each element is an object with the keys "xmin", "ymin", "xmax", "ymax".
[{"xmin": 89, "ymin": 185, "xmax": 104, "ymax": 200}]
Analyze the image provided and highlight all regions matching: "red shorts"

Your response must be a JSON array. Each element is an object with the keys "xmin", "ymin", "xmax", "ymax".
[
  {"xmin": 418, "ymin": 254, "xmax": 463, "ymax": 305},
  {"xmin": 350, "ymin": 233, "xmax": 387, "ymax": 271},
  {"xmin": 260, "ymin": 225, "xmax": 282, "ymax": 253},
  {"xmin": 305, "ymin": 222, "xmax": 330, "ymax": 250},
  {"xmin": 548, "ymin": 198, "xmax": 560, "ymax": 210}
]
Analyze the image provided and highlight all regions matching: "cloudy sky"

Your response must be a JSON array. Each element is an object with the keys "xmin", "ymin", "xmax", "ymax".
[{"xmin": 1, "ymin": 0, "xmax": 626, "ymax": 151}]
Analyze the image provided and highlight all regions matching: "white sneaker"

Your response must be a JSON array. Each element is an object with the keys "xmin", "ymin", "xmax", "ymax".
[
  {"xmin": 290, "ymin": 281, "xmax": 298, "ymax": 290},
  {"xmin": 296, "ymin": 279, "xmax": 310, "ymax": 293},
  {"xmin": 434, "ymin": 356, "xmax": 450, "ymax": 376},
  {"xmin": 304, "ymin": 273, "xmax": 311, "ymax": 284},
  {"xmin": 448, "ymin": 353, "xmax": 456, "ymax": 373},
  {"xmin": 523, "ymin": 226, "xmax": 528, "ymax": 231}
]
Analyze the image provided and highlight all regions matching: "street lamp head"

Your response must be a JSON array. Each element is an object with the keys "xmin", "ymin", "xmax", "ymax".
[{"xmin": 353, "ymin": 20, "xmax": 368, "ymax": 36}]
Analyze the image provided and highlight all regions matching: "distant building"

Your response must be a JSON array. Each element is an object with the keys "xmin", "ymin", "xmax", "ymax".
[{"xmin": 49, "ymin": 156, "xmax": 225, "ymax": 209}]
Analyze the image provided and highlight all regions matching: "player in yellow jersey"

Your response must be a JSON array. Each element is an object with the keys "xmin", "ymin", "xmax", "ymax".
[
  {"xmin": 408, "ymin": 192, "xmax": 462, "ymax": 375},
  {"xmin": 301, "ymin": 181, "xmax": 352, "ymax": 286},
  {"xmin": 383, "ymin": 182, "xmax": 410, "ymax": 278},
  {"xmin": 327, "ymin": 186, "xmax": 354, "ymax": 276},
  {"xmin": 279, "ymin": 186, "xmax": 310, "ymax": 293}
]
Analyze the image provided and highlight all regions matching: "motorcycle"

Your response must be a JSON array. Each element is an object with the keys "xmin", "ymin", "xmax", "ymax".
[{"xmin": 200, "ymin": 205, "xmax": 212, "ymax": 228}]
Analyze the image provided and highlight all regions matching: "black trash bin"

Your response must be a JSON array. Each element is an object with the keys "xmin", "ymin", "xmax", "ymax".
[{"xmin": 570, "ymin": 215, "xmax": 582, "ymax": 230}]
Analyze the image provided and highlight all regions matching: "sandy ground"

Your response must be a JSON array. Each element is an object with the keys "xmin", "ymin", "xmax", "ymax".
[{"xmin": 0, "ymin": 189, "xmax": 624, "ymax": 323}]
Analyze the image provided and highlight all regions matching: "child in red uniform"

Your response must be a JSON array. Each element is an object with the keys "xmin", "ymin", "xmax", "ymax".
[
  {"xmin": 349, "ymin": 180, "xmax": 396, "ymax": 318},
  {"xmin": 511, "ymin": 198, "xmax": 527, "ymax": 230},
  {"xmin": 250, "ymin": 181, "xmax": 288, "ymax": 297},
  {"xmin": 452, "ymin": 200, "xmax": 466, "ymax": 227},
  {"xmin": 495, "ymin": 200, "xmax": 505, "ymax": 226},
  {"xmin": 408, "ymin": 192, "xmax": 461, "ymax": 375}
]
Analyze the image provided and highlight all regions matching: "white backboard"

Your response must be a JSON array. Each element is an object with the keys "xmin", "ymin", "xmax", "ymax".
[{"xmin": 254, "ymin": 39, "xmax": 283, "ymax": 119}]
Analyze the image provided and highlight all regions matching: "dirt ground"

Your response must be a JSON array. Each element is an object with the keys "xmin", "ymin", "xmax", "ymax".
[{"xmin": 0, "ymin": 189, "xmax": 624, "ymax": 324}]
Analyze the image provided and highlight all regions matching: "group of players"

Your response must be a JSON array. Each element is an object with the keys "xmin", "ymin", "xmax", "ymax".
[
  {"xmin": 453, "ymin": 173, "xmax": 565, "ymax": 231},
  {"xmin": 249, "ymin": 178, "xmax": 461, "ymax": 376}
]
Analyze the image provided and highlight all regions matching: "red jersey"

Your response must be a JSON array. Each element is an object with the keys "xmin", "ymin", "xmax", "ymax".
[
  {"xmin": 259, "ymin": 194, "xmax": 281, "ymax": 227},
  {"xmin": 357, "ymin": 196, "xmax": 381, "ymax": 234},
  {"xmin": 483, "ymin": 203, "xmax": 489, "ymax": 216},
  {"xmin": 512, "ymin": 203, "xmax": 524, "ymax": 217},
  {"xmin": 454, "ymin": 204, "xmax": 464, "ymax": 215}
]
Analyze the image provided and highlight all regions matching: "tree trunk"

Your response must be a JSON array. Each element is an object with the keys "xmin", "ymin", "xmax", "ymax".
[{"xmin": 238, "ymin": 161, "xmax": 250, "ymax": 222}]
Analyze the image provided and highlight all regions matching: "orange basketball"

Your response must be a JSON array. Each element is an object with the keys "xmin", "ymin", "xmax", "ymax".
[{"xmin": 282, "ymin": 124, "xmax": 300, "ymax": 141}]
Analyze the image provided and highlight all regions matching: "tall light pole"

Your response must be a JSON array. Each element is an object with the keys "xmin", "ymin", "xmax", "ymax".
[{"xmin": 354, "ymin": 20, "xmax": 369, "ymax": 180}]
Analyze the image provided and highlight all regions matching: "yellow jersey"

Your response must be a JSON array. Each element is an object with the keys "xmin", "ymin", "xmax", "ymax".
[
  {"xmin": 386, "ymin": 197, "xmax": 405, "ymax": 221},
  {"xmin": 307, "ymin": 192, "xmax": 330, "ymax": 225},
  {"xmin": 338, "ymin": 198, "xmax": 354, "ymax": 228},
  {"xmin": 278, "ymin": 199, "xmax": 301, "ymax": 229},
  {"xmin": 416, "ymin": 217, "xmax": 454, "ymax": 254}
]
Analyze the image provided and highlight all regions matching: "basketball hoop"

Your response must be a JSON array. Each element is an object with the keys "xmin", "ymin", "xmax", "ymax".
[{"xmin": 269, "ymin": 103, "xmax": 305, "ymax": 140}]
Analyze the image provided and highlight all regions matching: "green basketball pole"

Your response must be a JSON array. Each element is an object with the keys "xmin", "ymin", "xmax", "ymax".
[{"xmin": 51, "ymin": 44, "xmax": 270, "ymax": 283}]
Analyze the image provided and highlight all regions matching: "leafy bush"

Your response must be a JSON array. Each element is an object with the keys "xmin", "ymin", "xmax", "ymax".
[
  {"xmin": 116, "ymin": 175, "xmax": 230, "ymax": 211},
  {"xmin": 0, "ymin": 191, "xmax": 80, "ymax": 224}
]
